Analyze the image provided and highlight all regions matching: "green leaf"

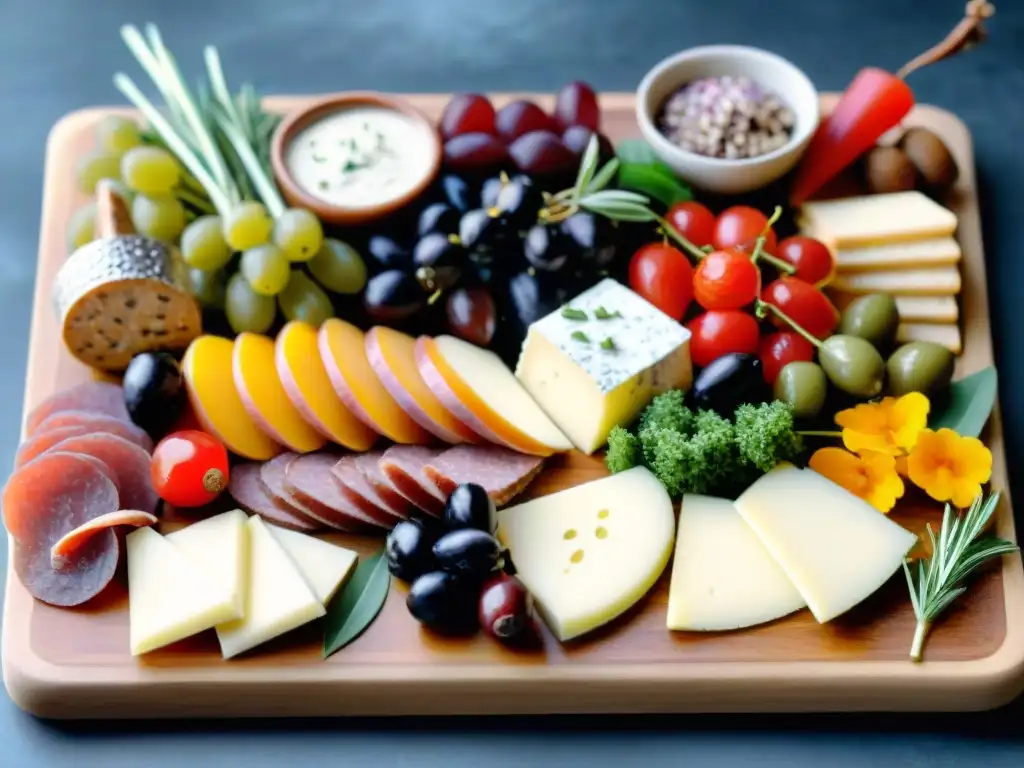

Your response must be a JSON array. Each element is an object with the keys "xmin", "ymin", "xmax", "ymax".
[
  {"xmin": 586, "ymin": 158, "xmax": 620, "ymax": 195},
  {"xmin": 615, "ymin": 138, "xmax": 659, "ymax": 165},
  {"xmin": 322, "ymin": 548, "xmax": 390, "ymax": 659},
  {"xmin": 617, "ymin": 162, "xmax": 692, "ymax": 207},
  {"xmin": 929, "ymin": 366, "xmax": 998, "ymax": 438},
  {"xmin": 573, "ymin": 135, "xmax": 601, "ymax": 201}
]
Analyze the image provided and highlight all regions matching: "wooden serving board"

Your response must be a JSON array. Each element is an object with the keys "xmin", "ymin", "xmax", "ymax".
[{"xmin": 5, "ymin": 93, "xmax": 1024, "ymax": 719}]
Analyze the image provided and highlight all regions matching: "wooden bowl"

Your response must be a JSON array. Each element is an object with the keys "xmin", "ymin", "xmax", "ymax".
[{"xmin": 270, "ymin": 92, "xmax": 443, "ymax": 226}]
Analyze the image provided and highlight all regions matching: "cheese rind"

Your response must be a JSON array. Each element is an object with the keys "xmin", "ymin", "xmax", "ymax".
[
  {"xmin": 515, "ymin": 278, "xmax": 693, "ymax": 454},
  {"xmin": 667, "ymin": 495, "xmax": 805, "ymax": 631},
  {"xmin": 829, "ymin": 265, "xmax": 961, "ymax": 296},
  {"xmin": 265, "ymin": 523, "xmax": 358, "ymax": 605},
  {"xmin": 896, "ymin": 322, "xmax": 963, "ymax": 354},
  {"xmin": 166, "ymin": 509, "xmax": 250, "ymax": 617},
  {"xmin": 733, "ymin": 465, "xmax": 917, "ymax": 623},
  {"xmin": 798, "ymin": 191, "xmax": 957, "ymax": 248},
  {"xmin": 833, "ymin": 237, "xmax": 961, "ymax": 272},
  {"xmin": 497, "ymin": 467, "xmax": 675, "ymax": 641}
]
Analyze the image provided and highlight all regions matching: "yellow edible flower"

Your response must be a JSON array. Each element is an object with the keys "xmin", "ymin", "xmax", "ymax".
[
  {"xmin": 835, "ymin": 392, "xmax": 930, "ymax": 457},
  {"xmin": 809, "ymin": 447, "xmax": 906, "ymax": 514},
  {"xmin": 906, "ymin": 428, "xmax": 993, "ymax": 509}
]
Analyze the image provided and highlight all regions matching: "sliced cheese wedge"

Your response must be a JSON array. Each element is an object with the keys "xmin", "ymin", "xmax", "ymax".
[
  {"xmin": 833, "ymin": 237, "xmax": 961, "ymax": 273},
  {"xmin": 216, "ymin": 516, "xmax": 325, "ymax": 659},
  {"xmin": 265, "ymin": 523, "xmax": 358, "ymax": 604},
  {"xmin": 827, "ymin": 293, "xmax": 959, "ymax": 324},
  {"xmin": 233, "ymin": 332, "xmax": 326, "ymax": 454},
  {"xmin": 829, "ymin": 265, "xmax": 961, "ymax": 296},
  {"xmin": 798, "ymin": 191, "xmax": 957, "ymax": 248},
  {"xmin": 733, "ymin": 465, "xmax": 917, "ymax": 624},
  {"xmin": 417, "ymin": 335, "xmax": 573, "ymax": 456},
  {"xmin": 897, "ymin": 322, "xmax": 963, "ymax": 354},
  {"xmin": 127, "ymin": 526, "xmax": 242, "ymax": 655},
  {"xmin": 276, "ymin": 321, "xmax": 377, "ymax": 451},
  {"xmin": 667, "ymin": 495, "xmax": 805, "ymax": 631},
  {"xmin": 318, "ymin": 318, "xmax": 431, "ymax": 445},
  {"xmin": 166, "ymin": 509, "xmax": 250, "ymax": 617}
]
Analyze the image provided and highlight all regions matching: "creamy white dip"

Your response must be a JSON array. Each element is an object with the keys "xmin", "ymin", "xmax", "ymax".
[{"xmin": 285, "ymin": 105, "xmax": 435, "ymax": 209}]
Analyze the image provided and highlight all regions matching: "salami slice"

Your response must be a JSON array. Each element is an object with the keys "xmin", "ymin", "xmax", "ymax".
[
  {"xmin": 283, "ymin": 452, "xmax": 390, "ymax": 531},
  {"xmin": 424, "ymin": 445, "xmax": 544, "ymax": 506},
  {"xmin": 228, "ymin": 463, "xmax": 319, "ymax": 532},
  {"xmin": 331, "ymin": 456, "xmax": 409, "ymax": 524},
  {"xmin": 379, "ymin": 445, "xmax": 446, "ymax": 516},
  {"xmin": 34, "ymin": 411, "xmax": 153, "ymax": 453},
  {"xmin": 353, "ymin": 451, "xmax": 412, "ymax": 518},
  {"xmin": 47, "ymin": 434, "xmax": 160, "ymax": 515},
  {"xmin": 14, "ymin": 425, "xmax": 90, "ymax": 469},
  {"xmin": 258, "ymin": 453, "xmax": 328, "ymax": 528},
  {"xmin": 6, "ymin": 452, "xmax": 121, "ymax": 606},
  {"xmin": 50, "ymin": 510, "xmax": 157, "ymax": 569},
  {"xmin": 25, "ymin": 382, "xmax": 130, "ymax": 436}
]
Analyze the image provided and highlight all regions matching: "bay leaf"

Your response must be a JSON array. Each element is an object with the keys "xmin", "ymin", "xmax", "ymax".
[
  {"xmin": 616, "ymin": 162, "xmax": 692, "ymax": 207},
  {"xmin": 322, "ymin": 547, "xmax": 390, "ymax": 659},
  {"xmin": 929, "ymin": 366, "xmax": 998, "ymax": 438},
  {"xmin": 615, "ymin": 138, "xmax": 659, "ymax": 166}
]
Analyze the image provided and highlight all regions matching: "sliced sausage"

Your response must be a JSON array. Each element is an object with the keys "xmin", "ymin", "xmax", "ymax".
[
  {"xmin": 353, "ymin": 451, "xmax": 412, "ymax": 518},
  {"xmin": 228, "ymin": 462, "xmax": 319, "ymax": 532},
  {"xmin": 258, "ymin": 453, "xmax": 326, "ymax": 527},
  {"xmin": 47, "ymin": 433, "xmax": 160, "ymax": 515},
  {"xmin": 25, "ymin": 382, "xmax": 131, "ymax": 436},
  {"xmin": 14, "ymin": 425, "xmax": 90, "ymax": 469},
  {"xmin": 379, "ymin": 445, "xmax": 446, "ymax": 516},
  {"xmin": 331, "ymin": 455, "xmax": 409, "ymax": 525},
  {"xmin": 33, "ymin": 410, "xmax": 153, "ymax": 453},
  {"xmin": 424, "ymin": 445, "xmax": 544, "ymax": 506},
  {"xmin": 283, "ymin": 452, "xmax": 389, "ymax": 532}
]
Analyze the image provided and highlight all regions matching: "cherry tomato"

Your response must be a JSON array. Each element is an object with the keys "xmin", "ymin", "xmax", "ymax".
[
  {"xmin": 712, "ymin": 206, "xmax": 778, "ymax": 254},
  {"xmin": 760, "ymin": 277, "xmax": 840, "ymax": 340},
  {"xmin": 151, "ymin": 430, "xmax": 230, "ymax": 508},
  {"xmin": 776, "ymin": 236, "xmax": 836, "ymax": 287},
  {"xmin": 628, "ymin": 243, "xmax": 694, "ymax": 320},
  {"xmin": 666, "ymin": 201, "xmax": 716, "ymax": 248},
  {"xmin": 692, "ymin": 249, "xmax": 761, "ymax": 311},
  {"xmin": 758, "ymin": 331, "xmax": 817, "ymax": 384},
  {"xmin": 686, "ymin": 310, "xmax": 761, "ymax": 368}
]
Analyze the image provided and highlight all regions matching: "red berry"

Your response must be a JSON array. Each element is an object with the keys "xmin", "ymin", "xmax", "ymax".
[
  {"xmin": 760, "ymin": 277, "xmax": 840, "ymax": 340},
  {"xmin": 440, "ymin": 93, "xmax": 497, "ymax": 139},
  {"xmin": 495, "ymin": 100, "xmax": 556, "ymax": 142},
  {"xmin": 692, "ymin": 249, "xmax": 761, "ymax": 310},
  {"xmin": 150, "ymin": 430, "xmax": 230, "ymax": 508},
  {"xmin": 758, "ymin": 331, "xmax": 817, "ymax": 384},
  {"xmin": 553, "ymin": 81, "xmax": 600, "ymax": 131},
  {"xmin": 666, "ymin": 201, "xmax": 716, "ymax": 248},
  {"xmin": 776, "ymin": 236, "xmax": 836, "ymax": 287},
  {"xmin": 713, "ymin": 206, "xmax": 778, "ymax": 254},
  {"xmin": 478, "ymin": 573, "xmax": 534, "ymax": 643},
  {"xmin": 686, "ymin": 310, "xmax": 761, "ymax": 368},
  {"xmin": 628, "ymin": 243, "xmax": 694, "ymax": 320}
]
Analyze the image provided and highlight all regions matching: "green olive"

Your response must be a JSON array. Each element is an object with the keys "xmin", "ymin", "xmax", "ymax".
[
  {"xmin": 839, "ymin": 293, "xmax": 899, "ymax": 350},
  {"xmin": 774, "ymin": 361, "xmax": 828, "ymax": 419},
  {"xmin": 886, "ymin": 341, "xmax": 955, "ymax": 397},
  {"xmin": 819, "ymin": 335, "xmax": 886, "ymax": 397}
]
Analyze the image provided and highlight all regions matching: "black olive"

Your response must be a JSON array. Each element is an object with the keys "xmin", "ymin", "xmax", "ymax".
[
  {"xmin": 406, "ymin": 570, "xmax": 479, "ymax": 634},
  {"xmin": 364, "ymin": 270, "xmax": 425, "ymax": 322},
  {"xmin": 690, "ymin": 353, "xmax": 770, "ymax": 418},
  {"xmin": 523, "ymin": 224, "xmax": 572, "ymax": 273},
  {"xmin": 443, "ymin": 483, "xmax": 497, "ymax": 534},
  {"xmin": 561, "ymin": 212, "xmax": 616, "ymax": 268},
  {"xmin": 459, "ymin": 208, "xmax": 512, "ymax": 253},
  {"xmin": 441, "ymin": 174, "xmax": 474, "ymax": 212},
  {"xmin": 366, "ymin": 236, "xmax": 411, "ymax": 270},
  {"xmin": 432, "ymin": 528, "xmax": 503, "ymax": 581},
  {"xmin": 479, "ymin": 176, "xmax": 505, "ymax": 210},
  {"xmin": 385, "ymin": 519, "xmax": 439, "ymax": 582},
  {"xmin": 417, "ymin": 203, "xmax": 461, "ymax": 239},
  {"xmin": 122, "ymin": 352, "xmax": 186, "ymax": 439},
  {"xmin": 413, "ymin": 233, "xmax": 466, "ymax": 270},
  {"xmin": 493, "ymin": 176, "xmax": 542, "ymax": 229}
]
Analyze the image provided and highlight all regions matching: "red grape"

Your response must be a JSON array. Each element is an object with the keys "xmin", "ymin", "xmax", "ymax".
[
  {"xmin": 553, "ymin": 81, "xmax": 600, "ymax": 132},
  {"xmin": 507, "ymin": 130, "xmax": 575, "ymax": 176},
  {"xmin": 686, "ymin": 310, "xmax": 761, "ymax": 368},
  {"xmin": 758, "ymin": 331, "xmax": 816, "ymax": 384},
  {"xmin": 446, "ymin": 286, "xmax": 497, "ymax": 346},
  {"xmin": 561, "ymin": 126, "xmax": 614, "ymax": 159},
  {"xmin": 776, "ymin": 236, "xmax": 836, "ymax": 287},
  {"xmin": 713, "ymin": 206, "xmax": 778, "ymax": 254},
  {"xmin": 443, "ymin": 133, "xmax": 509, "ymax": 174},
  {"xmin": 692, "ymin": 249, "xmax": 761, "ymax": 310},
  {"xmin": 628, "ymin": 243, "xmax": 694, "ymax": 320},
  {"xmin": 496, "ymin": 100, "xmax": 556, "ymax": 142},
  {"xmin": 440, "ymin": 93, "xmax": 497, "ymax": 139},
  {"xmin": 666, "ymin": 201, "xmax": 716, "ymax": 248},
  {"xmin": 760, "ymin": 277, "xmax": 840, "ymax": 339}
]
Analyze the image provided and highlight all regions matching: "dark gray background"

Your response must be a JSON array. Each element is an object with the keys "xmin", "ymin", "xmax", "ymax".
[{"xmin": 1, "ymin": 0, "xmax": 1022, "ymax": 765}]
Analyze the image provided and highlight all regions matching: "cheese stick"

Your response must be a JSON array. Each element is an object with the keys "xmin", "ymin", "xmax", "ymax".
[
  {"xmin": 827, "ymin": 293, "xmax": 959, "ymax": 324},
  {"xmin": 834, "ymin": 238, "xmax": 961, "ymax": 273},
  {"xmin": 829, "ymin": 266, "xmax": 961, "ymax": 296},
  {"xmin": 896, "ymin": 323, "xmax": 962, "ymax": 355},
  {"xmin": 797, "ymin": 191, "xmax": 957, "ymax": 249}
]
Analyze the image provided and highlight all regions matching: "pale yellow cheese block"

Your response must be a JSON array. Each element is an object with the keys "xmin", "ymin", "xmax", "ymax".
[
  {"xmin": 896, "ymin": 323, "xmax": 963, "ymax": 354},
  {"xmin": 833, "ymin": 238, "xmax": 961, "ymax": 273},
  {"xmin": 827, "ymin": 293, "xmax": 959, "ymax": 324},
  {"xmin": 797, "ymin": 191, "xmax": 957, "ymax": 248},
  {"xmin": 829, "ymin": 265, "xmax": 961, "ymax": 296},
  {"xmin": 265, "ymin": 524, "xmax": 358, "ymax": 605},
  {"xmin": 166, "ymin": 509, "xmax": 250, "ymax": 617}
]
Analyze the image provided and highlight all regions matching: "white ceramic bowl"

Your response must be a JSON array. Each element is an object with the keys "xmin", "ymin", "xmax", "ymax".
[{"xmin": 636, "ymin": 45, "xmax": 819, "ymax": 195}]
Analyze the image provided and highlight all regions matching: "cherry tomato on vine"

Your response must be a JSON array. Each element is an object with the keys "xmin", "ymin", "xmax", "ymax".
[
  {"xmin": 760, "ymin": 277, "xmax": 840, "ymax": 340},
  {"xmin": 712, "ymin": 206, "xmax": 778, "ymax": 254},
  {"xmin": 692, "ymin": 249, "xmax": 761, "ymax": 311},
  {"xmin": 150, "ymin": 430, "xmax": 230, "ymax": 508},
  {"xmin": 666, "ymin": 201, "xmax": 716, "ymax": 248},
  {"xmin": 628, "ymin": 242, "xmax": 694, "ymax": 320},
  {"xmin": 758, "ymin": 330, "xmax": 817, "ymax": 384},
  {"xmin": 686, "ymin": 310, "xmax": 761, "ymax": 368},
  {"xmin": 776, "ymin": 236, "xmax": 836, "ymax": 287}
]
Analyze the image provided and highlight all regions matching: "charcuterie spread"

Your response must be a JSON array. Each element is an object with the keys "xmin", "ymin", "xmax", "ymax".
[{"xmin": 5, "ymin": 6, "xmax": 1022, "ymax": 718}]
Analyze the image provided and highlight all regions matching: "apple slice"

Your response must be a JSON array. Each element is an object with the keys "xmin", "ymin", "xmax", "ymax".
[
  {"xmin": 365, "ymin": 327, "xmax": 478, "ymax": 444},
  {"xmin": 415, "ymin": 335, "xmax": 573, "ymax": 456},
  {"xmin": 275, "ymin": 321, "xmax": 378, "ymax": 452},
  {"xmin": 233, "ymin": 332, "xmax": 326, "ymax": 454}
]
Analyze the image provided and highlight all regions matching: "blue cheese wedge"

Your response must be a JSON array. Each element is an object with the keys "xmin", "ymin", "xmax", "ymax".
[{"xmin": 514, "ymin": 278, "xmax": 692, "ymax": 454}]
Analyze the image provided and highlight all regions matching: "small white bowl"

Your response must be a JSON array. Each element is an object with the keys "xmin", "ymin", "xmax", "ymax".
[{"xmin": 636, "ymin": 45, "xmax": 819, "ymax": 195}]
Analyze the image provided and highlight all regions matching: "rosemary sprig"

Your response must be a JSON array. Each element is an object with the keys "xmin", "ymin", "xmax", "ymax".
[{"xmin": 903, "ymin": 492, "xmax": 1017, "ymax": 662}]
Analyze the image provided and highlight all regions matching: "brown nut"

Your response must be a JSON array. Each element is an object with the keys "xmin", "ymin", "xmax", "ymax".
[
  {"xmin": 863, "ymin": 145, "xmax": 919, "ymax": 195},
  {"xmin": 899, "ymin": 127, "xmax": 958, "ymax": 196}
]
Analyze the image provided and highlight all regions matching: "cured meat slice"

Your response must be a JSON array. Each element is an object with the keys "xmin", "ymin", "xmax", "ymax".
[
  {"xmin": 6, "ymin": 452, "xmax": 121, "ymax": 606},
  {"xmin": 424, "ymin": 445, "xmax": 544, "ymax": 506},
  {"xmin": 258, "ymin": 453, "xmax": 328, "ymax": 528},
  {"xmin": 283, "ymin": 453, "xmax": 390, "ymax": 531},
  {"xmin": 48, "ymin": 434, "xmax": 160, "ymax": 515},
  {"xmin": 331, "ymin": 456, "xmax": 409, "ymax": 524},
  {"xmin": 352, "ymin": 451, "xmax": 412, "ymax": 518},
  {"xmin": 25, "ymin": 382, "xmax": 131, "ymax": 436},
  {"xmin": 33, "ymin": 410, "xmax": 154, "ymax": 453},
  {"xmin": 50, "ymin": 510, "xmax": 157, "ymax": 569},
  {"xmin": 379, "ymin": 445, "xmax": 446, "ymax": 516},
  {"xmin": 14, "ymin": 425, "xmax": 89, "ymax": 469},
  {"xmin": 228, "ymin": 463, "xmax": 319, "ymax": 532}
]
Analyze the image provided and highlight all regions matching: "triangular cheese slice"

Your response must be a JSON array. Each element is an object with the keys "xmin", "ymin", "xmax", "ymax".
[
  {"xmin": 126, "ymin": 526, "xmax": 241, "ymax": 656},
  {"xmin": 733, "ymin": 465, "xmax": 917, "ymax": 623},
  {"xmin": 216, "ymin": 516, "xmax": 325, "ymax": 659},
  {"xmin": 166, "ymin": 509, "xmax": 250, "ymax": 616},
  {"xmin": 265, "ymin": 524, "xmax": 358, "ymax": 605}
]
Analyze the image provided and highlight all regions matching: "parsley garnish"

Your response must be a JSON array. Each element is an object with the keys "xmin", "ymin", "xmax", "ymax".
[
  {"xmin": 594, "ymin": 306, "xmax": 621, "ymax": 320},
  {"xmin": 571, "ymin": 330, "xmax": 590, "ymax": 343},
  {"xmin": 600, "ymin": 337, "xmax": 617, "ymax": 350},
  {"xmin": 561, "ymin": 307, "xmax": 588, "ymax": 321}
]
